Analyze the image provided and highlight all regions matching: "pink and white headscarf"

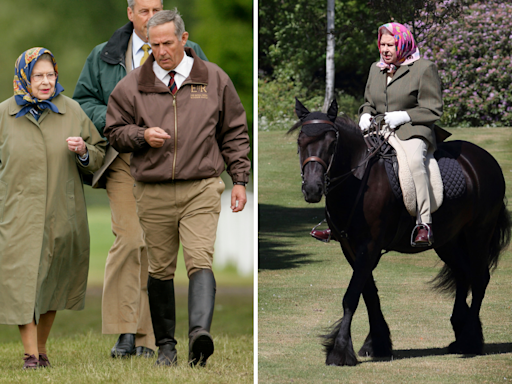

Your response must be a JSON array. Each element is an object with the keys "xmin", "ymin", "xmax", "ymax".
[{"xmin": 376, "ymin": 22, "xmax": 420, "ymax": 73}]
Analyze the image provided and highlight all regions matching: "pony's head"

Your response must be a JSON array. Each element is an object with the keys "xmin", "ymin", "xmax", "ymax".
[{"xmin": 289, "ymin": 98, "xmax": 338, "ymax": 203}]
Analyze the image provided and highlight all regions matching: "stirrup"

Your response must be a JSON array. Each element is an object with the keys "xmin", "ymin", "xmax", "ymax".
[
  {"xmin": 410, "ymin": 223, "xmax": 433, "ymax": 247},
  {"xmin": 310, "ymin": 220, "xmax": 331, "ymax": 243}
]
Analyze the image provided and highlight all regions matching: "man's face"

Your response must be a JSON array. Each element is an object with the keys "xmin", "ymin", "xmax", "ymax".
[
  {"xmin": 127, "ymin": 0, "xmax": 163, "ymax": 42},
  {"xmin": 149, "ymin": 21, "xmax": 189, "ymax": 71}
]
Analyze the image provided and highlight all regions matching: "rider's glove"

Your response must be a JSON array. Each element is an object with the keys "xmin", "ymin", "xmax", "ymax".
[
  {"xmin": 359, "ymin": 113, "xmax": 372, "ymax": 130},
  {"xmin": 384, "ymin": 111, "xmax": 411, "ymax": 129}
]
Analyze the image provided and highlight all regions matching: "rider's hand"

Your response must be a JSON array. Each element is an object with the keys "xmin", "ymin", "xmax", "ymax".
[
  {"xmin": 359, "ymin": 113, "xmax": 372, "ymax": 130},
  {"xmin": 384, "ymin": 111, "xmax": 411, "ymax": 129}
]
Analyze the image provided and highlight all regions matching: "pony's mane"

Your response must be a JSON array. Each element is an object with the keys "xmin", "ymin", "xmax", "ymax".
[{"xmin": 287, "ymin": 113, "xmax": 359, "ymax": 135}]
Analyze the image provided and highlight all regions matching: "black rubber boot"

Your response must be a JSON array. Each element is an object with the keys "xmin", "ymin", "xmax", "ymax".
[
  {"xmin": 148, "ymin": 276, "xmax": 177, "ymax": 366},
  {"xmin": 188, "ymin": 269, "xmax": 216, "ymax": 367}
]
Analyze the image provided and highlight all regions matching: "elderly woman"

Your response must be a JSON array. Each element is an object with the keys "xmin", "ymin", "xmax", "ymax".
[
  {"xmin": 359, "ymin": 22, "xmax": 443, "ymax": 245},
  {"xmin": 0, "ymin": 48, "xmax": 106, "ymax": 369},
  {"xmin": 312, "ymin": 22, "xmax": 443, "ymax": 246}
]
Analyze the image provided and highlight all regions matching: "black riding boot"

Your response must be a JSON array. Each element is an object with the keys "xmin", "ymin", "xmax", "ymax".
[
  {"xmin": 147, "ymin": 276, "xmax": 177, "ymax": 366},
  {"xmin": 188, "ymin": 269, "xmax": 216, "ymax": 367}
]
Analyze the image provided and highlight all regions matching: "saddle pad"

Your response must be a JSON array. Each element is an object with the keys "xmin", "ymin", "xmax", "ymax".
[
  {"xmin": 387, "ymin": 133, "xmax": 444, "ymax": 217},
  {"xmin": 385, "ymin": 147, "xmax": 467, "ymax": 209}
]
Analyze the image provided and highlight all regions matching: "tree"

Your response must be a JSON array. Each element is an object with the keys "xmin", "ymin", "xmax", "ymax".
[
  {"xmin": 367, "ymin": 0, "xmax": 464, "ymax": 45},
  {"xmin": 322, "ymin": 0, "xmax": 335, "ymax": 112}
]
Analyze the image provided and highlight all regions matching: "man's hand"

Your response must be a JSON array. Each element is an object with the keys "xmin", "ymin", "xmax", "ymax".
[
  {"xmin": 231, "ymin": 184, "xmax": 247, "ymax": 212},
  {"xmin": 144, "ymin": 127, "xmax": 171, "ymax": 148}
]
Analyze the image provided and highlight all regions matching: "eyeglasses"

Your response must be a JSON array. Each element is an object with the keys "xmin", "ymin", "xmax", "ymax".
[{"xmin": 31, "ymin": 72, "xmax": 57, "ymax": 82}]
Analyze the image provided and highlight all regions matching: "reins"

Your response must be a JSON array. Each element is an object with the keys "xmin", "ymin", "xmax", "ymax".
[
  {"xmin": 326, "ymin": 115, "xmax": 390, "ymax": 192},
  {"xmin": 299, "ymin": 114, "xmax": 389, "ymax": 195}
]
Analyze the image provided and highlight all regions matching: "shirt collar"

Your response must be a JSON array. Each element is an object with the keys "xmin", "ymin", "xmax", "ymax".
[
  {"xmin": 132, "ymin": 31, "xmax": 149, "ymax": 55},
  {"xmin": 152, "ymin": 52, "xmax": 194, "ymax": 82}
]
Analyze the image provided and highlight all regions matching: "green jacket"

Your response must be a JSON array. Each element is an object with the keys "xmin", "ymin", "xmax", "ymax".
[
  {"xmin": 359, "ymin": 58, "xmax": 443, "ymax": 146},
  {"xmin": 73, "ymin": 22, "xmax": 208, "ymax": 137},
  {"xmin": 0, "ymin": 95, "xmax": 106, "ymax": 325}
]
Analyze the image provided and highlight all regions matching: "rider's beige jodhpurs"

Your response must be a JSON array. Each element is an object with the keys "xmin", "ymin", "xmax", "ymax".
[{"xmin": 395, "ymin": 136, "xmax": 432, "ymax": 224}]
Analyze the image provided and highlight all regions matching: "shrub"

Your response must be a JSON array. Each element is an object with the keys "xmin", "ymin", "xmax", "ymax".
[
  {"xmin": 258, "ymin": 77, "xmax": 363, "ymax": 131},
  {"xmin": 418, "ymin": 1, "xmax": 512, "ymax": 127}
]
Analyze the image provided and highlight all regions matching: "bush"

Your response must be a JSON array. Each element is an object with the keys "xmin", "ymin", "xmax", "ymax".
[
  {"xmin": 418, "ymin": 1, "xmax": 512, "ymax": 127},
  {"xmin": 258, "ymin": 77, "xmax": 363, "ymax": 131}
]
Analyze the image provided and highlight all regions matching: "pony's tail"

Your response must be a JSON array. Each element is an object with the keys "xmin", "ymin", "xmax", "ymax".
[
  {"xmin": 432, "ymin": 199, "xmax": 511, "ymax": 295},
  {"xmin": 488, "ymin": 199, "xmax": 511, "ymax": 271}
]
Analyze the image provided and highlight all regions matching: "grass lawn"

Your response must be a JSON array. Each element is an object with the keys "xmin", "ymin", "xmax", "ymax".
[
  {"xmin": 258, "ymin": 128, "xmax": 512, "ymax": 383},
  {"xmin": 0, "ymin": 188, "xmax": 253, "ymax": 383}
]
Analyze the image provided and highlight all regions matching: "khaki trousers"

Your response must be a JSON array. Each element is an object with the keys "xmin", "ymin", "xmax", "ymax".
[
  {"xmin": 102, "ymin": 153, "xmax": 155, "ymax": 349},
  {"xmin": 133, "ymin": 177, "xmax": 225, "ymax": 280},
  {"xmin": 396, "ymin": 136, "xmax": 432, "ymax": 224}
]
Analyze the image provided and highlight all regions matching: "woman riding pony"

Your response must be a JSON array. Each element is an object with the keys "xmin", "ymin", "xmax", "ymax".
[{"xmin": 312, "ymin": 22, "xmax": 443, "ymax": 246}]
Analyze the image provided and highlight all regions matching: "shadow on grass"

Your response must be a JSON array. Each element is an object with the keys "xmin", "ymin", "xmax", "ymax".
[
  {"xmin": 363, "ymin": 342, "xmax": 512, "ymax": 363},
  {"xmin": 258, "ymin": 203, "xmax": 328, "ymax": 271}
]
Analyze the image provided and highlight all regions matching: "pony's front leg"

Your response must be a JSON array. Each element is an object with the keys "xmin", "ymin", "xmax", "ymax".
[{"xmin": 323, "ymin": 249, "xmax": 375, "ymax": 366}]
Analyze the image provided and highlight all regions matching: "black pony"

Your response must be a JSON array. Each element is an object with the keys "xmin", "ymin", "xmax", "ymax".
[{"xmin": 289, "ymin": 98, "xmax": 511, "ymax": 366}]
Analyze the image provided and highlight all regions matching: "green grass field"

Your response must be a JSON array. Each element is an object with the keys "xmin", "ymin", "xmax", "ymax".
[
  {"xmin": 258, "ymin": 128, "xmax": 512, "ymax": 383},
  {"xmin": 0, "ymin": 189, "xmax": 253, "ymax": 382}
]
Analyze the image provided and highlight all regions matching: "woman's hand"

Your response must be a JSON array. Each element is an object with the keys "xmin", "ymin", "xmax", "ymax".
[
  {"xmin": 384, "ymin": 111, "xmax": 411, "ymax": 129},
  {"xmin": 359, "ymin": 113, "xmax": 372, "ymax": 130},
  {"xmin": 66, "ymin": 137, "xmax": 88, "ymax": 157}
]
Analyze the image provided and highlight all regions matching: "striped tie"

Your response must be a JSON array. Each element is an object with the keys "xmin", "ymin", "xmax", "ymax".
[
  {"xmin": 168, "ymin": 71, "xmax": 177, "ymax": 95},
  {"xmin": 139, "ymin": 44, "xmax": 150, "ymax": 66}
]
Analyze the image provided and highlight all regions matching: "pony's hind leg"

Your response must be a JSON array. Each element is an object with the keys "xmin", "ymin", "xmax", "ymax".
[
  {"xmin": 358, "ymin": 274, "xmax": 392, "ymax": 358},
  {"xmin": 434, "ymin": 240, "xmax": 472, "ymax": 353}
]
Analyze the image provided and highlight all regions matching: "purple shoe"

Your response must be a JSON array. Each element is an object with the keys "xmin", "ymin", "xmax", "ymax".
[
  {"xmin": 23, "ymin": 354, "xmax": 39, "ymax": 369},
  {"xmin": 39, "ymin": 353, "xmax": 51, "ymax": 368}
]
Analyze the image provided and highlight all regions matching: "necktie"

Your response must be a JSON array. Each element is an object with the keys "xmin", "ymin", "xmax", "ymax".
[
  {"xmin": 139, "ymin": 44, "xmax": 150, "ymax": 66},
  {"xmin": 168, "ymin": 71, "xmax": 177, "ymax": 95}
]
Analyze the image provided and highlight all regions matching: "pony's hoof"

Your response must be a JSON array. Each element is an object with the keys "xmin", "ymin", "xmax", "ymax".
[
  {"xmin": 448, "ymin": 340, "xmax": 483, "ymax": 355},
  {"xmin": 325, "ymin": 349, "xmax": 359, "ymax": 366},
  {"xmin": 358, "ymin": 343, "xmax": 373, "ymax": 357}
]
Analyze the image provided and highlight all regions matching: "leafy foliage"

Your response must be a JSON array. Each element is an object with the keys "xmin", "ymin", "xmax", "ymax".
[
  {"xmin": 258, "ymin": 77, "xmax": 362, "ymax": 131},
  {"xmin": 419, "ymin": 1, "xmax": 512, "ymax": 126}
]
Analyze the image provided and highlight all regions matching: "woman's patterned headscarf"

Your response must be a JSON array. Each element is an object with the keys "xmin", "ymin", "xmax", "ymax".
[
  {"xmin": 376, "ymin": 23, "xmax": 420, "ymax": 73},
  {"xmin": 13, "ymin": 47, "xmax": 64, "ymax": 118}
]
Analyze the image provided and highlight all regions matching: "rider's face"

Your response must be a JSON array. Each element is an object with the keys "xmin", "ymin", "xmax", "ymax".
[{"xmin": 380, "ymin": 34, "xmax": 397, "ymax": 65}]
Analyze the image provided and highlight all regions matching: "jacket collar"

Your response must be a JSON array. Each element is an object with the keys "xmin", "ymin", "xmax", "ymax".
[
  {"xmin": 100, "ymin": 22, "xmax": 133, "ymax": 65},
  {"xmin": 138, "ymin": 47, "xmax": 208, "ymax": 94},
  {"xmin": 8, "ymin": 94, "xmax": 66, "ymax": 116},
  {"xmin": 386, "ymin": 61, "xmax": 414, "ymax": 86}
]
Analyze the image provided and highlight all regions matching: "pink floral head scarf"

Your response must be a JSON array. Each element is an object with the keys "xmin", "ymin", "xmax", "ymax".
[{"xmin": 376, "ymin": 22, "xmax": 420, "ymax": 73}]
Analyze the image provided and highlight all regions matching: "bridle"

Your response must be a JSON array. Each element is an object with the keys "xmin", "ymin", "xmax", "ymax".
[
  {"xmin": 299, "ymin": 114, "xmax": 390, "ymax": 196},
  {"xmin": 300, "ymin": 120, "xmax": 339, "ymax": 187}
]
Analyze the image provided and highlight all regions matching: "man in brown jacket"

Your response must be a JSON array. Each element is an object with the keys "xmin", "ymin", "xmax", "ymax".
[
  {"xmin": 73, "ymin": 0, "xmax": 208, "ymax": 359},
  {"xmin": 104, "ymin": 9, "xmax": 250, "ymax": 367}
]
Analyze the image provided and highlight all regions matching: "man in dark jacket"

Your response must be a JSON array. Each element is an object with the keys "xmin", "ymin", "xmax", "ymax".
[
  {"xmin": 104, "ymin": 9, "xmax": 250, "ymax": 367},
  {"xmin": 72, "ymin": 0, "xmax": 208, "ymax": 359}
]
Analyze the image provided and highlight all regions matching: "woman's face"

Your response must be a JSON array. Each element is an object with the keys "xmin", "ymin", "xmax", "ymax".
[
  {"xmin": 379, "ymin": 34, "xmax": 397, "ymax": 65},
  {"xmin": 30, "ymin": 59, "xmax": 56, "ymax": 100}
]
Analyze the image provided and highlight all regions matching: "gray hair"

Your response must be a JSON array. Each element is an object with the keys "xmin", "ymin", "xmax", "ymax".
[
  {"xmin": 127, "ymin": 0, "xmax": 163, "ymax": 10},
  {"xmin": 147, "ymin": 8, "xmax": 185, "ymax": 40}
]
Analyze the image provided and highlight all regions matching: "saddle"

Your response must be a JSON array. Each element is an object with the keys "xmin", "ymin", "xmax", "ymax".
[
  {"xmin": 382, "ymin": 135, "xmax": 467, "ymax": 216},
  {"xmin": 364, "ymin": 121, "xmax": 466, "ymax": 217}
]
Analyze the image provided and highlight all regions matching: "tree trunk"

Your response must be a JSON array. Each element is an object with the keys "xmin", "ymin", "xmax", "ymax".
[{"xmin": 322, "ymin": 0, "xmax": 335, "ymax": 113}]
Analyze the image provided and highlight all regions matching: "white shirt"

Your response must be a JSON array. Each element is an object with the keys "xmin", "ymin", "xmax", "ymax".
[
  {"xmin": 132, "ymin": 32, "xmax": 151, "ymax": 69},
  {"xmin": 153, "ymin": 53, "xmax": 194, "ymax": 89}
]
